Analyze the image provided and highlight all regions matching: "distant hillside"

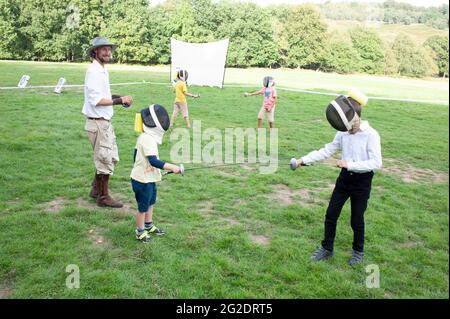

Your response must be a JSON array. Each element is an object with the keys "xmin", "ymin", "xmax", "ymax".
[
  {"xmin": 319, "ymin": 1, "xmax": 449, "ymax": 30},
  {"xmin": 326, "ymin": 20, "xmax": 449, "ymax": 45}
]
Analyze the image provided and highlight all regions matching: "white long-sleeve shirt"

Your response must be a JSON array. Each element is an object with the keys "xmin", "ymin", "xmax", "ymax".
[
  {"xmin": 301, "ymin": 120, "xmax": 382, "ymax": 173},
  {"xmin": 82, "ymin": 59, "xmax": 113, "ymax": 120}
]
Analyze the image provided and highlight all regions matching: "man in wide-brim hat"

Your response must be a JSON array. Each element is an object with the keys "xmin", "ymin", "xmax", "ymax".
[{"xmin": 82, "ymin": 36, "xmax": 133, "ymax": 208}]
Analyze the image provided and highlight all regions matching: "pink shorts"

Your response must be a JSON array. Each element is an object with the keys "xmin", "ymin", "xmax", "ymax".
[
  {"xmin": 258, "ymin": 106, "xmax": 275, "ymax": 122},
  {"xmin": 173, "ymin": 102, "xmax": 189, "ymax": 117}
]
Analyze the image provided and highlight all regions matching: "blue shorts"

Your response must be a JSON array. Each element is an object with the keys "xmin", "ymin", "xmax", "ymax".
[{"xmin": 131, "ymin": 179, "xmax": 157, "ymax": 213}]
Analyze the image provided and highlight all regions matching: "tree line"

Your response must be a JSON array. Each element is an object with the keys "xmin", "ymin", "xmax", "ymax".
[
  {"xmin": 320, "ymin": 0, "xmax": 449, "ymax": 30},
  {"xmin": 0, "ymin": 0, "xmax": 448, "ymax": 78}
]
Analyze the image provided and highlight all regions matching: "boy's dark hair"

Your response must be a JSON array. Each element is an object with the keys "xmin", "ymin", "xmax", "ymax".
[{"xmin": 348, "ymin": 97, "xmax": 362, "ymax": 117}]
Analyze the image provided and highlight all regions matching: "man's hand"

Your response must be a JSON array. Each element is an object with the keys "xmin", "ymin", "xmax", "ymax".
[
  {"xmin": 244, "ymin": 92, "xmax": 250, "ymax": 97},
  {"xmin": 296, "ymin": 159, "xmax": 303, "ymax": 168},
  {"xmin": 121, "ymin": 95, "xmax": 133, "ymax": 106},
  {"xmin": 336, "ymin": 160, "xmax": 348, "ymax": 168}
]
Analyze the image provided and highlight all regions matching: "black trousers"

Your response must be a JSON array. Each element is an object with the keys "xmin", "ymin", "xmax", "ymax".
[{"xmin": 321, "ymin": 168, "xmax": 374, "ymax": 253}]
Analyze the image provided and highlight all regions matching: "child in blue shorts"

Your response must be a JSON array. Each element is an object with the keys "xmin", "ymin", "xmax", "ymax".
[{"xmin": 131, "ymin": 104, "xmax": 182, "ymax": 243}]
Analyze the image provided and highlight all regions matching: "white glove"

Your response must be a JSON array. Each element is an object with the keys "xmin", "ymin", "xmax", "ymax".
[{"xmin": 244, "ymin": 92, "xmax": 250, "ymax": 97}]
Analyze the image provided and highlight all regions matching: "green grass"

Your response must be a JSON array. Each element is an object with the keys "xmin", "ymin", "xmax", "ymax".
[
  {"xmin": 3, "ymin": 60, "xmax": 449, "ymax": 103},
  {"xmin": 0, "ymin": 61, "xmax": 448, "ymax": 298}
]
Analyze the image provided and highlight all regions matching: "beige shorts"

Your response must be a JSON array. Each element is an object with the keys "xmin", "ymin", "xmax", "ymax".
[
  {"xmin": 85, "ymin": 119, "xmax": 119, "ymax": 175},
  {"xmin": 258, "ymin": 106, "xmax": 275, "ymax": 123},
  {"xmin": 173, "ymin": 102, "xmax": 189, "ymax": 118}
]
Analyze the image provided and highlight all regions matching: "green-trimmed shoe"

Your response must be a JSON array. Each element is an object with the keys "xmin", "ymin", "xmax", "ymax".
[
  {"xmin": 146, "ymin": 224, "xmax": 166, "ymax": 236},
  {"xmin": 136, "ymin": 230, "xmax": 151, "ymax": 243}
]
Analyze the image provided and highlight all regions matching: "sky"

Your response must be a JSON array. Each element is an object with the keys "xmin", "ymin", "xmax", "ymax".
[{"xmin": 150, "ymin": 0, "xmax": 449, "ymax": 7}]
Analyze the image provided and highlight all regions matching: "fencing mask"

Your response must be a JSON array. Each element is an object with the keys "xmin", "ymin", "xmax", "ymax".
[
  {"xmin": 325, "ymin": 95, "xmax": 359, "ymax": 132},
  {"xmin": 263, "ymin": 76, "xmax": 274, "ymax": 88},
  {"xmin": 141, "ymin": 104, "xmax": 170, "ymax": 131},
  {"xmin": 177, "ymin": 69, "xmax": 188, "ymax": 81},
  {"xmin": 325, "ymin": 89, "xmax": 368, "ymax": 132},
  {"xmin": 140, "ymin": 104, "xmax": 170, "ymax": 144}
]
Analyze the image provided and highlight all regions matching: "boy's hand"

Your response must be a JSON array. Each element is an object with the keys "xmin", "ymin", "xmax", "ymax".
[
  {"xmin": 336, "ymin": 160, "xmax": 348, "ymax": 168},
  {"xmin": 172, "ymin": 166, "xmax": 181, "ymax": 174},
  {"xmin": 121, "ymin": 95, "xmax": 133, "ymax": 106}
]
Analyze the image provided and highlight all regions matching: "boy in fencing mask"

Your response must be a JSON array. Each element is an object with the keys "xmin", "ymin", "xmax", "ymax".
[
  {"xmin": 291, "ymin": 88, "xmax": 382, "ymax": 266},
  {"xmin": 131, "ymin": 104, "xmax": 182, "ymax": 243}
]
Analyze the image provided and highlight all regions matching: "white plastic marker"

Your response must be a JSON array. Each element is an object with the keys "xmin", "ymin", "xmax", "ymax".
[
  {"xmin": 54, "ymin": 77, "xmax": 66, "ymax": 94},
  {"xmin": 17, "ymin": 75, "xmax": 30, "ymax": 88}
]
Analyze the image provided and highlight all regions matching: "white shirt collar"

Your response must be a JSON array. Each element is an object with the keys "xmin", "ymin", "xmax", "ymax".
[
  {"xmin": 92, "ymin": 59, "xmax": 106, "ymax": 72},
  {"xmin": 359, "ymin": 120, "xmax": 370, "ymax": 132}
]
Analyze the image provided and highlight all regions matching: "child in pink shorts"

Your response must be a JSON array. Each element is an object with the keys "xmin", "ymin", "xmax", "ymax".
[{"xmin": 244, "ymin": 76, "xmax": 277, "ymax": 129}]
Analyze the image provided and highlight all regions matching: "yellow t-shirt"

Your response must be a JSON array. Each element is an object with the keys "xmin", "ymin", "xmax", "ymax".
[
  {"xmin": 130, "ymin": 133, "xmax": 162, "ymax": 183},
  {"xmin": 175, "ymin": 80, "xmax": 187, "ymax": 104}
]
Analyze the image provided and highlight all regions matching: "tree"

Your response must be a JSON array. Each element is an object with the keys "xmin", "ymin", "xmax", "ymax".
[
  {"xmin": 285, "ymin": 4, "xmax": 328, "ymax": 70},
  {"xmin": 392, "ymin": 34, "xmax": 438, "ymax": 77},
  {"xmin": 424, "ymin": 35, "xmax": 449, "ymax": 77},
  {"xmin": 349, "ymin": 27, "xmax": 385, "ymax": 74},
  {"xmin": 215, "ymin": 2, "xmax": 278, "ymax": 67},
  {"xmin": 323, "ymin": 39, "xmax": 361, "ymax": 74},
  {"xmin": 0, "ymin": 0, "xmax": 21, "ymax": 59},
  {"xmin": 384, "ymin": 46, "xmax": 399, "ymax": 76},
  {"xmin": 103, "ymin": 0, "xmax": 155, "ymax": 64}
]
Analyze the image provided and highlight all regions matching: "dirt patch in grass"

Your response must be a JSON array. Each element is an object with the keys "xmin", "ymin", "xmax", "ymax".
[
  {"xmin": 223, "ymin": 217, "xmax": 241, "ymax": 226},
  {"xmin": 382, "ymin": 159, "xmax": 448, "ymax": 184},
  {"xmin": 44, "ymin": 197, "xmax": 65, "ymax": 213},
  {"xmin": 250, "ymin": 234, "xmax": 270, "ymax": 246},
  {"xmin": 77, "ymin": 198, "xmax": 97, "ymax": 210},
  {"xmin": 384, "ymin": 291, "xmax": 394, "ymax": 299},
  {"xmin": 399, "ymin": 240, "xmax": 422, "ymax": 249},
  {"xmin": 6, "ymin": 198, "xmax": 20, "ymax": 206},
  {"xmin": 266, "ymin": 184, "xmax": 328, "ymax": 207},
  {"xmin": 198, "ymin": 200, "xmax": 214, "ymax": 216},
  {"xmin": 77, "ymin": 196, "xmax": 135, "ymax": 216},
  {"xmin": 240, "ymin": 164, "xmax": 258, "ymax": 171},
  {"xmin": 217, "ymin": 167, "xmax": 243, "ymax": 178},
  {"xmin": 0, "ymin": 285, "xmax": 12, "ymax": 299},
  {"xmin": 88, "ymin": 227, "xmax": 108, "ymax": 246}
]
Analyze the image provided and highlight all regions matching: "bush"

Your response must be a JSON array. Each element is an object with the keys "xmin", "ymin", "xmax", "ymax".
[
  {"xmin": 424, "ymin": 35, "xmax": 449, "ymax": 77},
  {"xmin": 349, "ymin": 27, "xmax": 385, "ymax": 74},
  {"xmin": 392, "ymin": 34, "xmax": 438, "ymax": 77},
  {"xmin": 323, "ymin": 39, "xmax": 361, "ymax": 74}
]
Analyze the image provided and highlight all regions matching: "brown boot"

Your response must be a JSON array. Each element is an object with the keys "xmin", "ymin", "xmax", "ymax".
[
  {"xmin": 89, "ymin": 174, "xmax": 100, "ymax": 198},
  {"xmin": 96, "ymin": 174, "xmax": 123, "ymax": 208}
]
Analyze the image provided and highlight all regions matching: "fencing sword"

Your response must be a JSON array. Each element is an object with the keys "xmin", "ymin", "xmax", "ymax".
[{"xmin": 163, "ymin": 157, "xmax": 304, "ymax": 177}]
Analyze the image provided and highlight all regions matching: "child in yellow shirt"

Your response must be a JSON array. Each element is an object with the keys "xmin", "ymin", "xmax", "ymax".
[{"xmin": 170, "ymin": 69, "xmax": 200, "ymax": 129}]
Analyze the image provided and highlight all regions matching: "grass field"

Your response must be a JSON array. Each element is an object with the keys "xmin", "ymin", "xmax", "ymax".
[
  {"xmin": 0, "ymin": 61, "xmax": 448, "ymax": 298},
  {"xmin": 4, "ymin": 60, "xmax": 448, "ymax": 104}
]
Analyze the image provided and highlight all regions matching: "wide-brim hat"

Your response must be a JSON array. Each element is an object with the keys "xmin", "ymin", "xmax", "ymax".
[{"xmin": 87, "ymin": 37, "xmax": 117, "ymax": 57}]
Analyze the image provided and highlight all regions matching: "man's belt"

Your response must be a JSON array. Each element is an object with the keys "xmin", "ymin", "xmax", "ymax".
[{"xmin": 87, "ymin": 117, "xmax": 110, "ymax": 121}]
